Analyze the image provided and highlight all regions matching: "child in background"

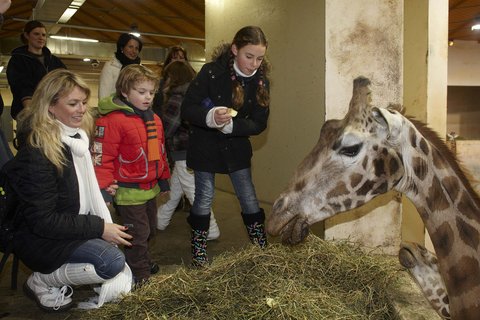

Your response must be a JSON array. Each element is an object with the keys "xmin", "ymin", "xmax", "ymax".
[
  {"xmin": 92, "ymin": 64, "xmax": 170, "ymax": 284},
  {"xmin": 156, "ymin": 61, "xmax": 220, "ymax": 240}
]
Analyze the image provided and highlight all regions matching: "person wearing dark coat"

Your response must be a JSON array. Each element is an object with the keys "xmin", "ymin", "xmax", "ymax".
[
  {"xmin": 181, "ymin": 26, "xmax": 271, "ymax": 267},
  {"xmin": 6, "ymin": 69, "xmax": 133, "ymax": 312},
  {"xmin": 6, "ymin": 20, "xmax": 66, "ymax": 119}
]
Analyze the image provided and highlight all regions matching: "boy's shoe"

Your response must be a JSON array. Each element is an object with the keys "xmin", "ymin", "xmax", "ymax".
[
  {"xmin": 23, "ymin": 273, "xmax": 74, "ymax": 312},
  {"xmin": 150, "ymin": 263, "xmax": 159, "ymax": 275}
]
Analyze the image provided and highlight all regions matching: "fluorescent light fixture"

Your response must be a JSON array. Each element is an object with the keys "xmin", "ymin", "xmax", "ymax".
[
  {"xmin": 58, "ymin": 0, "xmax": 86, "ymax": 23},
  {"xmin": 472, "ymin": 17, "xmax": 480, "ymax": 30},
  {"xmin": 58, "ymin": 8, "xmax": 77, "ymax": 23},
  {"xmin": 129, "ymin": 32, "xmax": 141, "ymax": 37},
  {"xmin": 50, "ymin": 35, "xmax": 98, "ymax": 43},
  {"xmin": 0, "ymin": 66, "xmax": 4, "ymax": 73},
  {"xmin": 83, "ymin": 58, "xmax": 91, "ymax": 62}
]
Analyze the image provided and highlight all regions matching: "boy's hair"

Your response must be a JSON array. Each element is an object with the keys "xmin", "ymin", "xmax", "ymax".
[{"xmin": 115, "ymin": 64, "xmax": 159, "ymax": 97}]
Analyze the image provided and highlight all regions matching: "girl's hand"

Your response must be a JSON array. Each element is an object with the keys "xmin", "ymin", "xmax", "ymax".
[
  {"xmin": 214, "ymin": 107, "xmax": 232, "ymax": 125},
  {"xmin": 102, "ymin": 223, "xmax": 132, "ymax": 247}
]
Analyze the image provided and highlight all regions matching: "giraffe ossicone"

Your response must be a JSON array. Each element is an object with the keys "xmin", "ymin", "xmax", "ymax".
[{"xmin": 266, "ymin": 76, "xmax": 480, "ymax": 320}]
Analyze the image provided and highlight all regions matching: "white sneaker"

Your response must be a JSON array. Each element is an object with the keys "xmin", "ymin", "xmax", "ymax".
[
  {"xmin": 157, "ymin": 211, "xmax": 174, "ymax": 230},
  {"xmin": 207, "ymin": 214, "xmax": 220, "ymax": 241},
  {"xmin": 23, "ymin": 273, "xmax": 74, "ymax": 312}
]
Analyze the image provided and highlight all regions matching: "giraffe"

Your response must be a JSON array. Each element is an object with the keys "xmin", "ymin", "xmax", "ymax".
[
  {"xmin": 399, "ymin": 241, "xmax": 450, "ymax": 319},
  {"xmin": 266, "ymin": 77, "xmax": 480, "ymax": 320}
]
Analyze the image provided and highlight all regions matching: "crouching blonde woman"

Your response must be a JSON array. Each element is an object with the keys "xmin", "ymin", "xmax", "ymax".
[{"xmin": 5, "ymin": 69, "xmax": 133, "ymax": 312}]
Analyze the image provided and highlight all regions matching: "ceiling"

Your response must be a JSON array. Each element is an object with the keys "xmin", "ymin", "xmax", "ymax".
[
  {"xmin": 449, "ymin": 0, "xmax": 480, "ymax": 41},
  {"xmin": 1, "ymin": 0, "xmax": 480, "ymax": 83},
  {"xmin": 1, "ymin": 0, "xmax": 205, "ymax": 48},
  {"xmin": 0, "ymin": 0, "xmax": 205, "ymax": 82}
]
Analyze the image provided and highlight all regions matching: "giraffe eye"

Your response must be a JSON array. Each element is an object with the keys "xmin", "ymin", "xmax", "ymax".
[{"xmin": 339, "ymin": 143, "xmax": 363, "ymax": 157}]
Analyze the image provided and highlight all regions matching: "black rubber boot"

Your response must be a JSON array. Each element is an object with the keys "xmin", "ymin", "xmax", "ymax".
[
  {"xmin": 241, "ymin": 209, "xmax": 268, "ymax": 249},
  {"xmin": 187, "ymin": 212, "xmax": 211, "ymax": 267}
]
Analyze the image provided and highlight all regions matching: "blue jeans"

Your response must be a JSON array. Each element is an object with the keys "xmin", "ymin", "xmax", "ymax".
[
  {"xmin": 67, "ymin": 238, "xmax": 125, "ymax": 279},
  {"xmin": 192, "ymin": 168, "xmax": 260, "ymax": 216}
]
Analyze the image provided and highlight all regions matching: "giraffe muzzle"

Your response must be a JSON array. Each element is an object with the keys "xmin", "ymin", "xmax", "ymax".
[{"xmin": 279, "ymin": 215, "xmax": 310, "ymax": 245}]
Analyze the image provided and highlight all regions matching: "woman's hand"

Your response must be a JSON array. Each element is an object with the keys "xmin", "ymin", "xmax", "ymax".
[
  {"xmin": 214, "ymin": 107, "xmax": 232, "ymax": 125},
  {"xmin": 105, "ymin": 180, "xmax": 118, "ymax": 196},
  {"xmin": 102, "ymin": 223, "xmax": 132, "ymax": 247}
]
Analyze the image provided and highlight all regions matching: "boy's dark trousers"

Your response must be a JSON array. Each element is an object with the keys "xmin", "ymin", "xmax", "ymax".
[{"xmin": 116, "ymin": 198, "xmax": 157, "ymax": 283}]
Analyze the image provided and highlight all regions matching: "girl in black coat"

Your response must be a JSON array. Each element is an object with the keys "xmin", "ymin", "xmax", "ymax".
[
  {"xmin": 181, "ymin": 26, "xmax": 271, "ymax": 267},
  {"xmin": 7, "ymin": 69, "xmax": 133, "ymax": 312},
  {"xmin": 6, "ymin": 20, "xmax": 66, "ymax": 120}
]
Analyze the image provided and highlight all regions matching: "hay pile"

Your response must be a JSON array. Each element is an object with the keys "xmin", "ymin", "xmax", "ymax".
[{"xmin": 84, "ymin": 235, "xmax": 401, "ymax": 320}]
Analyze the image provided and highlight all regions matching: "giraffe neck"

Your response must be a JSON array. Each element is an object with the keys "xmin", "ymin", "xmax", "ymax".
[
  {"xmin": 397, "ymin": 124, "xmax": 480, "ymax": 319},
  {"xmin": 399, "ymin": 242, "xmax": 451, "ymax": 319}
]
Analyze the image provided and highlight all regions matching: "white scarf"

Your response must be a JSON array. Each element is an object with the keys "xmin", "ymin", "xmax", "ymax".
[
  {"xmin": 59, "ymin": 122, "xmax": 132, "ymax": 308},
  {"xmin": 233, "ymin": 60, "xmax": 257, "ymax": 78},
  {"xmin": 59, "ymin": 123, "xmax": 112, "ymax": 223}
]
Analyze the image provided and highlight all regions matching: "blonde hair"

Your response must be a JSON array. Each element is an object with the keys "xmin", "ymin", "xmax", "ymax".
[
  {"xmin": 16, "ymin": 69, "xmax": 93, "ymax": 173},
  {"xmin": 115, "ymin": 64, "xmax": 159, "ymax": 97}
]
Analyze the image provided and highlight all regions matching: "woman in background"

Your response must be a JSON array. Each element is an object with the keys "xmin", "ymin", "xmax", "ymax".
[
  {"xmin": 7, "ymin": 20, "xmax": 66, "ymax": 119},
  {"xmin": 98, "ymin": 33, "xmax": 142, "ymax": 100}
]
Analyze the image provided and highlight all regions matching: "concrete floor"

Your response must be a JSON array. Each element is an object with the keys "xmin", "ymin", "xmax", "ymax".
[{"xmin": 0, "ymin": 189, "xmax": 288, "ymax": 319}]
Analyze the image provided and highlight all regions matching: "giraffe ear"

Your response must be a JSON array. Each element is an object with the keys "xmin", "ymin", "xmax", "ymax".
[
  {"xmin": 372, "ymin": 107, "xmax": 388, "ymax": 128},
  {"xmin": 372, "ymin": 107, "xmax": 391, "ymax": 138}
]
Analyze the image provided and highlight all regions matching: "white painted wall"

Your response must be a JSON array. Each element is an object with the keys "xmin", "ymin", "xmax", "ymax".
[{"xmin": 448, "ymin": 40, "xmax": 480, "ymax": 86}]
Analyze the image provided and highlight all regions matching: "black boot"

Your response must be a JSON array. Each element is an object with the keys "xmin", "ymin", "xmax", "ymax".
[
  {"xmin": 242, "ymin": 209, "xmax": 268, "ymax": 249},
  {"xmin": 187, "ymin": 212, "xmax": 211, "ymax": 267}
]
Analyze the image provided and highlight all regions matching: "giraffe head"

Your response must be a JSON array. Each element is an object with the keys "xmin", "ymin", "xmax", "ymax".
[
  {"xmin": 266, "ymin": 77, "xmax": 406, "ymax": 244},
  {"xmin": 399, "ymin": 242, "xmax": 451, "ymax": 319}
]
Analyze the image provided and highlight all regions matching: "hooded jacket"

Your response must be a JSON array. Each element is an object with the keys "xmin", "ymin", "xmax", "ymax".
[
  {"xmin": 6, "ymin": 45, "xmax": 66, "ymax": 119},
  {"xmin": 181, "ymin": 46, "xmax": 270, "ymax": 173},
  {"xmin": 93, "ymin": 95, "xmax": 170, "ymax": 203}
]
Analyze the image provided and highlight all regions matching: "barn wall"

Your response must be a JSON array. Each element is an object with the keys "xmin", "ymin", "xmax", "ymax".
[{"xmin": 205, "ymin": 0, "xmax": 326, "ymax": 205}]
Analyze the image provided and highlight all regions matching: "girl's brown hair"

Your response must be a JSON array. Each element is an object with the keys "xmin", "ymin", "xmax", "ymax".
[
  {"xmin": 163, "ymin": 60, "xmax": 196, "ymax": 89},
  {"xmin": 229, "ymin": 26, "xmax": 270, "ymax": 109}
]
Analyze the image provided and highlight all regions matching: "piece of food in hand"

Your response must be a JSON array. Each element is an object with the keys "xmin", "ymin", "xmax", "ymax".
[{"xmin": 227, "ymin": 108, "xmax": 238, "ymax": 117}]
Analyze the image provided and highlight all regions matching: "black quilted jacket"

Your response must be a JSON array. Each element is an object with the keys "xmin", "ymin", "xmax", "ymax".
[
  {"xmin": 181, "ymin": 49, "xmax": 270, "ymax": 173},
  {"xmin": 6, "ymin": 145, "xmax": 104, "ymax": 273}
]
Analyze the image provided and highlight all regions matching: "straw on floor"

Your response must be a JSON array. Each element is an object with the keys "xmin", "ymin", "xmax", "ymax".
[{"xmin": 83, "ymin": 235, "xmax": 402, "ymax": 320}]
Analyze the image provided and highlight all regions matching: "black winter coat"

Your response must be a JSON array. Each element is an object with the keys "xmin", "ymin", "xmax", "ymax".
[
  {"xmin": 181, "ymin": 51, "xmax": 269, "ymax": 173},
  {"xmin": 6, "ymin": 146, "xmax": 104, "ymax": 274},
  {"xmin": 6, "ymin": 45, "xmax": 66, "ymax": 119}
]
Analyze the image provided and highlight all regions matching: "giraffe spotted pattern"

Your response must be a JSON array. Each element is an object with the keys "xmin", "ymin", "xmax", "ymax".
[{"xmin": 267, "ymin": 77, "xmax": 480, "ymax": 320}]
